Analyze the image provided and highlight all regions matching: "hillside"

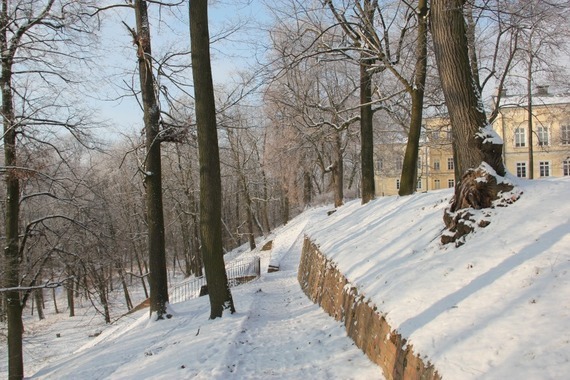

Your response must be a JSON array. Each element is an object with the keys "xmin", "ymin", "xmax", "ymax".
[{"xmin": 4, "ymin": 177, "xmax": 569, "ymax": 379}]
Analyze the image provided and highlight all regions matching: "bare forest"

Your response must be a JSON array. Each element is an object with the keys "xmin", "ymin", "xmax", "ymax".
[{"xmin": 1, "ymin": 0, "xmax": 569, "ymax": 379}]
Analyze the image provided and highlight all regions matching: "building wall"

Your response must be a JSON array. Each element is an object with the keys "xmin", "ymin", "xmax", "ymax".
[
  {"xmin": 494, "ymin": 101, "xmax": 570, "ymax": 178},
  {"xmin": 374, "ymin": 96, "xmax": 570, "ymax": 197}
]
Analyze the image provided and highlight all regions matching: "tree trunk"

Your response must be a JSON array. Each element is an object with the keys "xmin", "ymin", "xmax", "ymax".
[
  {"xmin": 34, "ymin": 290, "xmax": 44, "ymax": 320},
  {"xmin": 180, "ymin": 210, "xmax": 193, "ymax": 277},
  {"xmin": 134, "ymin": 0, "xmax": 169, "ymax": 319},
  {"xmin": 260, "ymin": 169, "xmax": 271, "ymax": 234},
  {"xmin": 360, "ymin": 57, "xmax": 375, "ymax": 204},
  {"xmin": 333, "ymin": 130, "xmax": 344, "ymax": 208},
  {"xmin": 2, "ymin": 2, "xmax": 24, "ymax": 374},
  {"xmin": 399, "ymin": 0, "xmax": 428, "ymax": 196},
  {"xmin": 526, "ymin": 51, "xmax": 535, "ymax": 179},
  {"xmin": 246, "ymin": 202, "xmax": 256, "ymax": 251},
  {"xmin": 189, "ymin": 0, "xmax": 235, "ymax": 319},
  {"xmin": 431, "ymin": 0, "xmax": 512, "ymax": 245},
  {"xmin": 118, "ymin": 264, "xmax": 133, "ymax": 311},
  {"xmin": 190, "ymin": 193, "xmax": 203, "ymax": 277},
  {"xmin": 431, "ymin": 0, "xmax": 506, "ymax": 180},
  {"xmin": 51, "ymin": 287, "xmax": 58, "ymax": 314},
  {"xmin": 282, "ymin": 189, "xmax": 290, "ymax": 225},
  {"xmin": 67, "ymin": 282, "xmax": 75, "ymax": 317},
  {"xmin": 303, "ymin": 171, "xmax": 312, "ymax": 207}
]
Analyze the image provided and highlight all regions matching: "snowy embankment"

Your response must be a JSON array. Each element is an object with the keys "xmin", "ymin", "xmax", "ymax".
[
  {"xmin": 5, "ymin": 177, "xmax": 569, "ymax": 379},
  {"xmin": 307, "ymin": 177, "xmax": 570, "ymax": 379}
]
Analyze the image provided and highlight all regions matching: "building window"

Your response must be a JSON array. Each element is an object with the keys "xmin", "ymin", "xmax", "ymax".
[
  {"xmin": 561, "ymin": 125, "xmax": 570, "ymax": 145},
  {"xmin": 396, "ymin": 179, "xmax": 400, "ymax": 190},
  {"xmin": 446, "ymin": 130, "xmax": 453, "ymax": 141},
  {"xmin": 447, "ymin": 157, "xmax": 454, "ymax": 171},
  {"xmin": 537, "ymin": 126, "xmax": 550, "ymax": 146},
  {"xmin": 563, "ymin": 160, "xmax": 570, "ymax": 176},
  {"xmin": 431, "ymin": 131, "xmax": 440, "ymax": 141},
  {"xmin": 448, "ymin": 179, "xmax": 455, "ymax": 188},
  {"xmin": 433, "ymin": 160, "xmax": 440, "ymax": 171},
  {"xmin": 516, "ymin": 162, "xmax": 527, "ymax": 178},
  {"xmin": 417, "ymin": 179, "xmax": 422, "ymax": 189},
  {"xmin": 434, "ymin": 179, "xmax": 441, "ymax": 189},
  {"xmin": 514, "ymin": 127, "xmax": 526, "ymax": 147},
  {"xmin": 376, "ymin": 159, "xmax": 383, "ymax": 172},
  {"xmin": 396, "ymin": 157, "xmax": 403, "ymax": 170},
  {"xmin": 539, "ymin": 161, "xmax": 550, "ymax": 177}
]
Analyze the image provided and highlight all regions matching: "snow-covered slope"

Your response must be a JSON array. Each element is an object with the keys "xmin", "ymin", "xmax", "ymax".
[
  {"xmin": 307, "ymin": 177, "xmax": 570, "ymax": 379},
  {"xmin": 4, "ymin": 177, "xmax": 569, "ymax": 379}
]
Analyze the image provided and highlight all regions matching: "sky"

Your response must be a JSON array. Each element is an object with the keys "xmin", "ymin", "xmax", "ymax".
[
  {"xmin": 90, "ymin": 1, "xmax": 269, "ymax": 140},
  {"xmin": 3, "ymin": 175, "xmax": 569, "ymax": 379}
]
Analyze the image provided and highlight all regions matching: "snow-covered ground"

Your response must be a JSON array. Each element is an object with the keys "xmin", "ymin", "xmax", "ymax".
[
  {"xmin": 307, "ymin": 177, "xmax": 570, "ymax": 379},
  {"xmin": 1, "ymin": 177, "xmax": 569, "ymax": 379}
]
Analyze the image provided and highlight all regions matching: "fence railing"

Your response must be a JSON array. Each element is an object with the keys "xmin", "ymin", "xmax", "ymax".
[{"xmin": 169, "ymin": 256, "xmax": 261, "ymax": 304}]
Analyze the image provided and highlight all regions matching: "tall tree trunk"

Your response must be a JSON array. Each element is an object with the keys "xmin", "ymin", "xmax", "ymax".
[
  {"xmin": 399, "ymin": 0, "xmax": 428, "ymax": 196},
  {"xmin": 282, "ymin": 188, "xmax": 290, "ymax": 225},
  {"xmin": 51, "ymin": 287, "xmax": 58, "ymax": 314},
  {"xmin": 134, "ymin": 0, "xmax": 169, "ymax": 319},
  {"xmin": 333, "ymin": 129, "xmax": 344, "ymax": 207},
  {"xmin": 118, "ymin": 264, "xmax": 134, "ymax": 311},
  {"xmin": 189, "ymin": 0, "xmax": 235, "ymax": 319},
  {"xmin": 431, "ymin": 0, "xmax": 506, "ymax": 180},
  {"xmin": 432, "ymin": 0, "xmax": 513, "ymax": 245},
  {"xmin": 303, "ymin": 171, "xmax": 312, "ymax": 207},
  {"xmin": 190, "ymin": 192, "xmax": 203, "ymax": 277},
  {"xmin": 360, "ymin": 57, "xmax": 375, "ymax": 204},
  {"xmin": 179, "ymin": 210, "xmax": 193, "ymax": 277},
  {"xmin": 67, "ymin": 281, "xmax": 75, "ymax": 317},
  {"xmin": 2, "ymin": 1, "xmax": 24, "ymax": 375},
  {"xmin": 35, "ymin": 290, "xmax": 45, "ymax": 320},
  {"xmin": 245, "ymin": 201, "xmax": 256, "ymax": 251},
  {"xmin": 260, "ymin": 169, "xmax": 271, "ymax": 234},
  {"xmin": 526, "ymin": 51, "xmax": 535, "ymax": 179}
]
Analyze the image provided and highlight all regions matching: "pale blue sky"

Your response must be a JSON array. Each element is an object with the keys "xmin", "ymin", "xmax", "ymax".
[{"xmin": 92, "ymin": 1, "xmax": 269, "ymax": 141}]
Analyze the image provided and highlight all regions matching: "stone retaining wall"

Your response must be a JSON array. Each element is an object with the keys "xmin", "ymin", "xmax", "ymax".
[{"xmin": 298, "ymin": 237, "xmax": 440, "ymax": 380}]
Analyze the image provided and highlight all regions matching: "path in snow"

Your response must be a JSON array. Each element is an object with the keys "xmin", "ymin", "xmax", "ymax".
[
  {"xmin": 25, "ymin": 208, "xmax": 382, "ymax": 379},
  {"xmin": 219, "ymin": 209, "xmax": 381, "ymax": 378}
]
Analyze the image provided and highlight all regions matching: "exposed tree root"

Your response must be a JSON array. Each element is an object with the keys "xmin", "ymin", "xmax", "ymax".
[{"xmin": 442, "ymin": 164, "xmax": 521, "ymax": 246}]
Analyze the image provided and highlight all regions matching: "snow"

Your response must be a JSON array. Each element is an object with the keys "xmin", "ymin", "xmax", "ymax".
[
  {"xmin": 2, "ymin": 177, "xmax": 569, "ymax": 379},
  {"xmin": 476, "ymin": 124, "xmax": 504, "ymax": 145},
  {"xmin": 307, "ymin": 177, "xmax": 570, "ymax": 379}
]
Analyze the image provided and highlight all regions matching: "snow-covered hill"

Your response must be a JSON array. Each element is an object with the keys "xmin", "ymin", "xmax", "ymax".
[{"xmin": 3, "ymin": 177, "xmax": 569, "ymax": 379}]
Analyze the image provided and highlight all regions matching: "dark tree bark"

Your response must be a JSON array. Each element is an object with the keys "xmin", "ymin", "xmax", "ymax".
[
  {"xmin": 399, "ymin": 0, "xmax": 428, "ymax": 196},
  {"xmin": 133, "ymin": 0, "xmax": 169, "ymax": 319},
  {"xmin": 1, "ymin": 0, "xmax": 24, "ymax": 376},
  {"xmin": 67, "ymin": 282, "xmax": 75, "ymax": 317},
  {"xmin": 432, "ymin": 0, "xmax": 512, "ymax": 245},
  {"xmin": 431, "ymin": 0, "xmax": 506, "ymax": 180},
  {"xmin": 332, "ymin": 129, "xmax": 345, "ymax": 207},
  {"xmin": 189, "ymin": 0, "xmax": 235, "ymax": 319},
  {"xmin": 303, "ymin": 171, "xmax": 313, "ymax": 206},
  {"xmin": 360, "ymin": 57, "xmax": 375, "ymax": 204},
  {"xmin": 358, "ymin": 0, "xmax": 376, "ymax": 204},
  {"xmin": 34, "ymin": 290, "xmax": 45, "ymax": 320}
]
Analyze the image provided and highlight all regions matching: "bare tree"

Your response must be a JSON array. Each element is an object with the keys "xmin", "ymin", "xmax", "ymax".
[
  {"xmin": 189, "ymin": 0, "xmax": 236, "ymax": 319},
  {"xmin": 430, "ymin": 0, "xmax": 517, "ymax": 246},
  {"xmin": 124, "ymin": 0, "xmax": 171, "ymax": 319},
  {"xmin": 0, "ymin": 1, "xmax": 99, "ymax": 377}
]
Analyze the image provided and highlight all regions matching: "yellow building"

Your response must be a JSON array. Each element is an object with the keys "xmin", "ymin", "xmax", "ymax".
[
  {"xmin": 494, "ymin": 89, "xmax": 570, "ymax": 178},
  {"xmin": 374, "ymin": 88, "xmax": 570, "ymax": 196}
]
